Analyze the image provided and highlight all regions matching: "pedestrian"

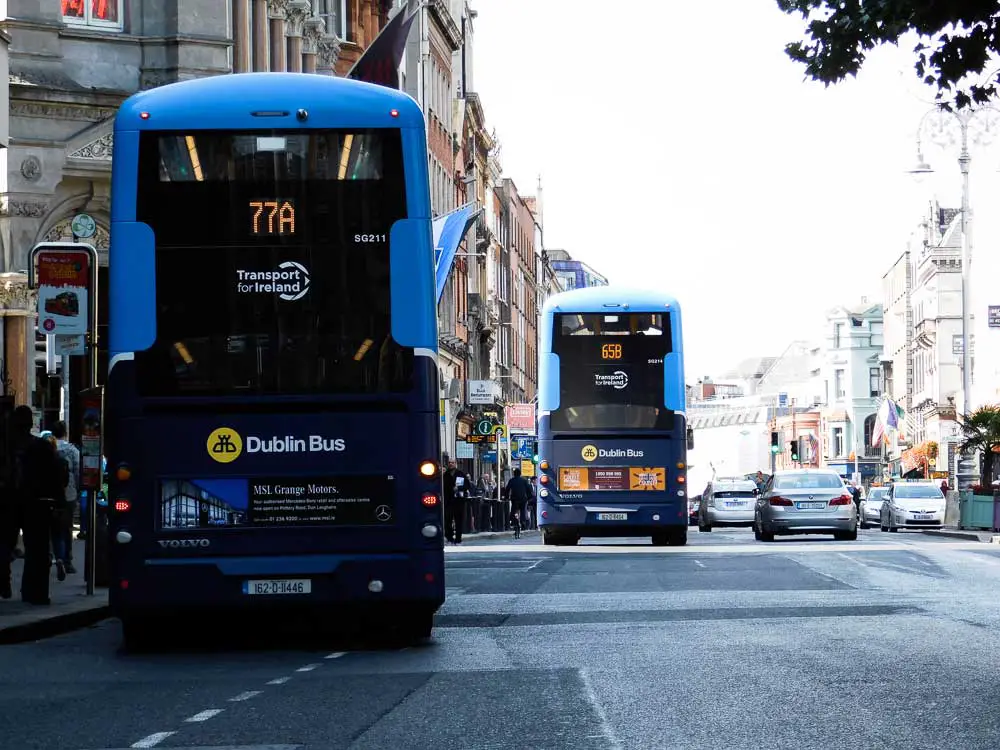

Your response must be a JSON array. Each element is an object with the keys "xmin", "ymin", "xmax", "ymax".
[
  {"xmin": 51, "ymin": 421, "xmax": 80, "ymax": 575},
  {"xmin": 442, "ymin": 460, "xmax": 471, "ymax": 544},
  {"xmin": 10, "ymin": 406, "xmax": 65, "ymax": 605},
  {"xmin": 503, "ymin": 468, "xmax": 533, "ymax": 533},
  {"xmin": 39, "ymin": 430, "xmax": 71, "ymax": 583}
]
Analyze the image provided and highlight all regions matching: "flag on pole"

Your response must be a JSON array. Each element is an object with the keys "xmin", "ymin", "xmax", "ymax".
[
  {"xmin": 347, "ymin": 0, "xmax": 420, "ymax": 89},
  {"xmin": 433, "ymin": 202, "xmax": 480, "ymax": 303}
]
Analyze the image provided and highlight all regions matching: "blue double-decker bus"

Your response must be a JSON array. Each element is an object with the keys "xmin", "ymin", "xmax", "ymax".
[
  {"xmin": 106, "ymin": 73, "xmax": 443, "ymax": 649},
  {"xmin": 536, "ymin": 287, "xmax": 691, "ymax": 546}
]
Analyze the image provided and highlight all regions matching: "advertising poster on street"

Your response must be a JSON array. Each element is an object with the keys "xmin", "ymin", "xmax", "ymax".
[
  {"xmin": 79, "ymin": 387, "xmax": 104, "ymax": 490},
  {"xmin": 35, "ymin": 247, "xmax": 91, "ymax": 335}
]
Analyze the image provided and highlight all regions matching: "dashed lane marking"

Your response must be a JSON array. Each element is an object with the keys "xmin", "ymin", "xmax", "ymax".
[
  {"xmin": 130, "ymin": 732, "xmax": 176, "ymax": 748},
  {"xmin": 228, "ymin": 691, "xmax": 262, "ymax": 702},
  {"xmin": 267, "ymin": 676, "xmax": 291, "ymax": 685},
  {"xmin": 296, "ymin": 663, "xmax": 320, "ymax": 672},
  {"xmin": 325, "ymin": 652, "xmax": 345, "ymax": 659},
  {"xmin": 186, "ymin": 709, "xmax": 224, "ymax": 723}
]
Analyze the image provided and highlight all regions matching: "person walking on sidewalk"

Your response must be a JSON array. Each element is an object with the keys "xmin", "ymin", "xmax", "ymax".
[
  {"xmin": 11, "ymin": 407, "xmax": 65, "ymax": 605},
  {"xmin": 442, "ymin": 460, "xmax": 471, "ymax": 544},
  {"xmin": 51, "ymin": 422, "xmax": 80, "ymax": 575},
  {"xmin": 503, "ymin": 468, "xmax": 534, "ymax": 535}
]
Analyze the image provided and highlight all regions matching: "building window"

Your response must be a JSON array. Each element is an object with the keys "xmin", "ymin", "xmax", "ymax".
[
  {"xmin": 835, "ymin": 369, "xmax": 845, "ymax": 399},
  {"xmin": 833, "ymin": 322, "xmax": 843, "ymax": 348},
  {"xmin": 62, "ymin": 0, "xmax": 122, "ymax": 29},
  {"xmin": 317, "ymin": 0, "xmax": 347, "ymax": 38},
  {"xmin": 833, "ymin": 427, "xmax": 844, "ymax": 458},
  {"xmin": 869, "ymin": 367, "xmax": 880, "ymax": 397}
]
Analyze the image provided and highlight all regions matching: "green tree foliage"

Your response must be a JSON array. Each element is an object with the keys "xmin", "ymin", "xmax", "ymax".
[
  {"xmin": 777, "ymin": 1, "xmax": 1000, "ymax": 109},
  {"xmin": 958, "ymin": 405, "xmax": 1000, "ymax": 485}
]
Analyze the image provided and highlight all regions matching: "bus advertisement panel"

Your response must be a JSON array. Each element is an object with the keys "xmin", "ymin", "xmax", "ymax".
[
  {"xmin": 536, "ymin": 287, "xmax": 690, "ymax": 546},
  {"xmin": 105, "ymin": 74, "xmax": 443, "ymax": 650}
]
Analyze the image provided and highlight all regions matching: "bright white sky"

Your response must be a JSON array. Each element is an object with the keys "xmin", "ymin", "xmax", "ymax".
[{"xmin": 472, "ymin": 0, "xmax": 1000, "ymax": 381}]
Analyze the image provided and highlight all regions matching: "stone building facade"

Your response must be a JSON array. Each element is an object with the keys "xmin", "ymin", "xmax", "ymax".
[{"xmin": 0, "ymin": 0, "xmax": 387, "ymax": 416}]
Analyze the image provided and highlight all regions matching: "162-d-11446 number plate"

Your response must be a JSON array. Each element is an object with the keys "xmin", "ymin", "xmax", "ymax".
[{"xmin": 242, "ymin": 579, "xmax": 311, "ymax": 595}]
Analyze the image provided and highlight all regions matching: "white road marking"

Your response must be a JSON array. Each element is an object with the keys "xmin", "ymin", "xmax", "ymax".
[
  {"xmin": 267, "ymin": 676, "xmax": 291, "ymax": 685},
  {"xmin": 325, "ymin": 652, "xmax": 345, "ymax": 659},
  {"xmin": 579, "ymin": 668, "xmax": 623, "ymax": 750},
  {"xmin": 229, "ymin": 690, "xmax": 263, "ymax": 702},
  {"xmin": 296, "ymin": 663, "xmax": 320, "ymax": 672},
  {"xmin": 185, "ymin": 709, "xmax": 223, "ymax": 722},
  {"xmin": 130, "ymin": 732, "xmax": 176, "ymax": 748},
  {"xmin": 693, "ymin": 560, "xmax": 705, "ymax": 568}
]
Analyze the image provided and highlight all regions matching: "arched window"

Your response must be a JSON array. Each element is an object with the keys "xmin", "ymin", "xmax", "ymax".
[{"xmin": 864, "ymin": 413, "xmax": 878, "ymax": 453}]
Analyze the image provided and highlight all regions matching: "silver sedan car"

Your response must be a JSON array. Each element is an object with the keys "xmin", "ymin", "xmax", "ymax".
[
  {"xmin": 753, "ymin": 469, "xmax": 858, "ymax": 541},
  {"xmin": 860, "ymin": 486, "xmax": 888, "ymax": 529}
]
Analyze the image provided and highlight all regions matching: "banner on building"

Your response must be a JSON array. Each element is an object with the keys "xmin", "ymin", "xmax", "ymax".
[
  {"xmin": 29, "ymin": 243, "xmax": 97, "ymax": 337},
  {"xmin": 347, "ymin": 0, "xmax": 420, "ymax": 89},
  {"xmin": 505, "ymin": 403, "xmax": 536, "ymax": 433},
  {"xmin": 434, "ymin": 202, "xmax": 481, "ymax": 303}
]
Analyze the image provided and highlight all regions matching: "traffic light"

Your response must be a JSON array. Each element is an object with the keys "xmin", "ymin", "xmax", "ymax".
[
  {"xmin": 770, "ymin": 431, "xmax": 780, "ymax": 454},
  {"xmin": 789, "ymin": 440, "xmax": 799, "ymax": 462}
]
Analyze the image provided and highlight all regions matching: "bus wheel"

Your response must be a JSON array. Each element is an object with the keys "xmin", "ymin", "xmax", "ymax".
[
  {"xmin": 667, "ymin": 528, "xmax": 687, "ymax": 546},
  {"xmin": 120, "ymin": 617, "xmax": 160, "ymax": 654},
  {"xmin": 651, "ymin": 532, "xmax": 669, "ymax": 546},
  {"xmin": 542, "ymin": 530, "xmax": 555, "ymax": 545},
  {"xmin": 403, "ymin": 611, "xmax": 434, "ymax": 641}
]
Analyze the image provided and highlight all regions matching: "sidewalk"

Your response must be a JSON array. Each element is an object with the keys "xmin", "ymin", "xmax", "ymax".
[
  {"xmin": 922, "ymin": 527, "xmax": 1000, "ymax": 544},
  {"xmin": 0, "ymin": 537, "xmax": 110, "ymax": 645}
]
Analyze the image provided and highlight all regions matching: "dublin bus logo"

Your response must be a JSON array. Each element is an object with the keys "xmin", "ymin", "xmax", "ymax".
[{"xmin": 207, "ymin": 427, "xmax": 243, "ymax": 463}]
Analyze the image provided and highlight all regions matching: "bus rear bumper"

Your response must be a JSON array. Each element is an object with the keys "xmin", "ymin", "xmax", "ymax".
[
  {"xmin": 538, "ymin": 500, "xmax": 686, "ymax": 534},
  {"xmin": 110, "ymin": 551, "xmax": 445, "ymax": 616}
]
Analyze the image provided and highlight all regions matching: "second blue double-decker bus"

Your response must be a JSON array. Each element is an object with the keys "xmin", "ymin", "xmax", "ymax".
[
  {"xmin": 536, "ymin": 287, "xmax": 691, "ymax": 546},
  {"xmin": 106, "ymin": 73, "xmax": 444, "ymax": 649}
]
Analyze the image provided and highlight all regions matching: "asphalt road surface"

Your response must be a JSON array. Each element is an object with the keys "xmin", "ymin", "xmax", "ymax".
[{"xmin": 3, "ymin": 527, "xmax": 1000, "ymax": 750}]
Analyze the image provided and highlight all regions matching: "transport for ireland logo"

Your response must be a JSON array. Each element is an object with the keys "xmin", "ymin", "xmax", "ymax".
[{"xmin": 207, "ymin": 427, "xmax": 243, "ymax": 463}]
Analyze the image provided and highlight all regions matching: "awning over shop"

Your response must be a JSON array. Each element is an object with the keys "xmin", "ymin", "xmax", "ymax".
[{"xmin": 434, "ymin": 202, "xmax": 480, "ymax": 304}]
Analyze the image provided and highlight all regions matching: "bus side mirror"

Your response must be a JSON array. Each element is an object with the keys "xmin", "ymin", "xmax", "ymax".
[{"xmin": 687, "ymin": 428, "xmax": 694, "ymax": 450}]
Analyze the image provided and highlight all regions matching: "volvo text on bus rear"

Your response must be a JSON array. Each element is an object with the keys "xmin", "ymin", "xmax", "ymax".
[
  {"xmin": 536, "ymin": 287, "xmax": 691, "ymax": 546},
  {"xmin": 105, "ymin": 73, "xmax": 443, "ymax": 649}
]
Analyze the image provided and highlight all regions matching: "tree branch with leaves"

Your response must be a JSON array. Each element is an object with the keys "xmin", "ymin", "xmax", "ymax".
[{"xmin": 777, "ymin": 1, "xmax": 1000, "ymax": 109}]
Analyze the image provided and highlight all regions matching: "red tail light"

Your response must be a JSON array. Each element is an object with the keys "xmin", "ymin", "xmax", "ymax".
[
  {"xmin": 421, "ymin": 493, "xmax": 438, "ymax": 507},
  {"xmin": 769, "ymin": 496, "xmax": 793, "ymax": 506},
  {"xmin": 115, "ymin": 499, "xmax": 131, "ymax": 512},
  {"xmin": 830, "ymin": 494, "xmax": 853, "ymax": 506}
]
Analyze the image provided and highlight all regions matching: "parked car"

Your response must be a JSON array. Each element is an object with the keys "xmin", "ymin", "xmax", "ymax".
[
  {"xmin": 860, "ymin": 486, "xmax": 888, "ymax": 529},
  {"xmin": 688, "ymin": 495, "xmax": 701, "ymax": 526},
  {"xmin": 753, "ymin": 469, "xmax": 858, "ymax": 541},
  {"xmin": 698, "ymin": 478, "xmax": 758, "ymax": 531},
  {"xmin": 879, "ymin": 481, "xmax": 946, "ymax": 531}
]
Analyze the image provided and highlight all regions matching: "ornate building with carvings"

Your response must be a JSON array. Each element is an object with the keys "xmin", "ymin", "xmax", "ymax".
[{"xmin": 0, "ymin": 0, "xmax": 392, "ymax": 419}]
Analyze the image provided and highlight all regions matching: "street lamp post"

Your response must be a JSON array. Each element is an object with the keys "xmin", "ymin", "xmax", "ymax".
[{"xmin": 909, "ymin": 104, "xmax": 1000, "ymax": 489}]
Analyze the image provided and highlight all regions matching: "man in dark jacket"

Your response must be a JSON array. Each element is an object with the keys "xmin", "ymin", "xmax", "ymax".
[
  {"xmin": 504, "ymin": 468, "xmax": 534, "ymax": 531},
  {"xmin": 442, "ymin": 460, "xmax": 471, "ymax": 544},
  {"xmin": 8, "ymin": 406, "xmax": 63, "ymax": 604}
]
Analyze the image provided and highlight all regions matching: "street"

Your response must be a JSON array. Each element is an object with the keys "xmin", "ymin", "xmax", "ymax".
[{"xmin": 3, "ymin": 528, "xmax": 1000, "ymax": 750}]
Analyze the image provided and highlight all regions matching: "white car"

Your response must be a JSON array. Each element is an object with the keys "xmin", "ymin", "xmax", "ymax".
[{"xmin": 879, "ymin": 482, "xmax": 946, "ymax": 531}]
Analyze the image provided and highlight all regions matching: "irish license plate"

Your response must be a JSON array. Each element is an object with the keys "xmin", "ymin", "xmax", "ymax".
[
  {"xmin": 725, "ymin": 501, "xmax": 745, "ymax": 508},
  {"xmin": 243, "ymin": 579, "xmax": 311, "ymax": 595},
  {"xmin": 914, "ymin": 514, "xmax": 934, "ymax": 520},
  {"xmin": 596, "ymin": 513, "xmax": 628, "ymax": 521},
  {"xmin": 796, "ymin": 501, "xmax": 826, "ymax": 510}
]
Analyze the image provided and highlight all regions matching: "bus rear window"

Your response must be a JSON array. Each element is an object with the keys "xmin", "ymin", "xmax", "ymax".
[
  {"xmin": 551, "ymin": 312, "xmax": 673, "ymax": 431},
  {"xmin": 133, "ymin": 129, "xmax": 412, "ymax": 397}
]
